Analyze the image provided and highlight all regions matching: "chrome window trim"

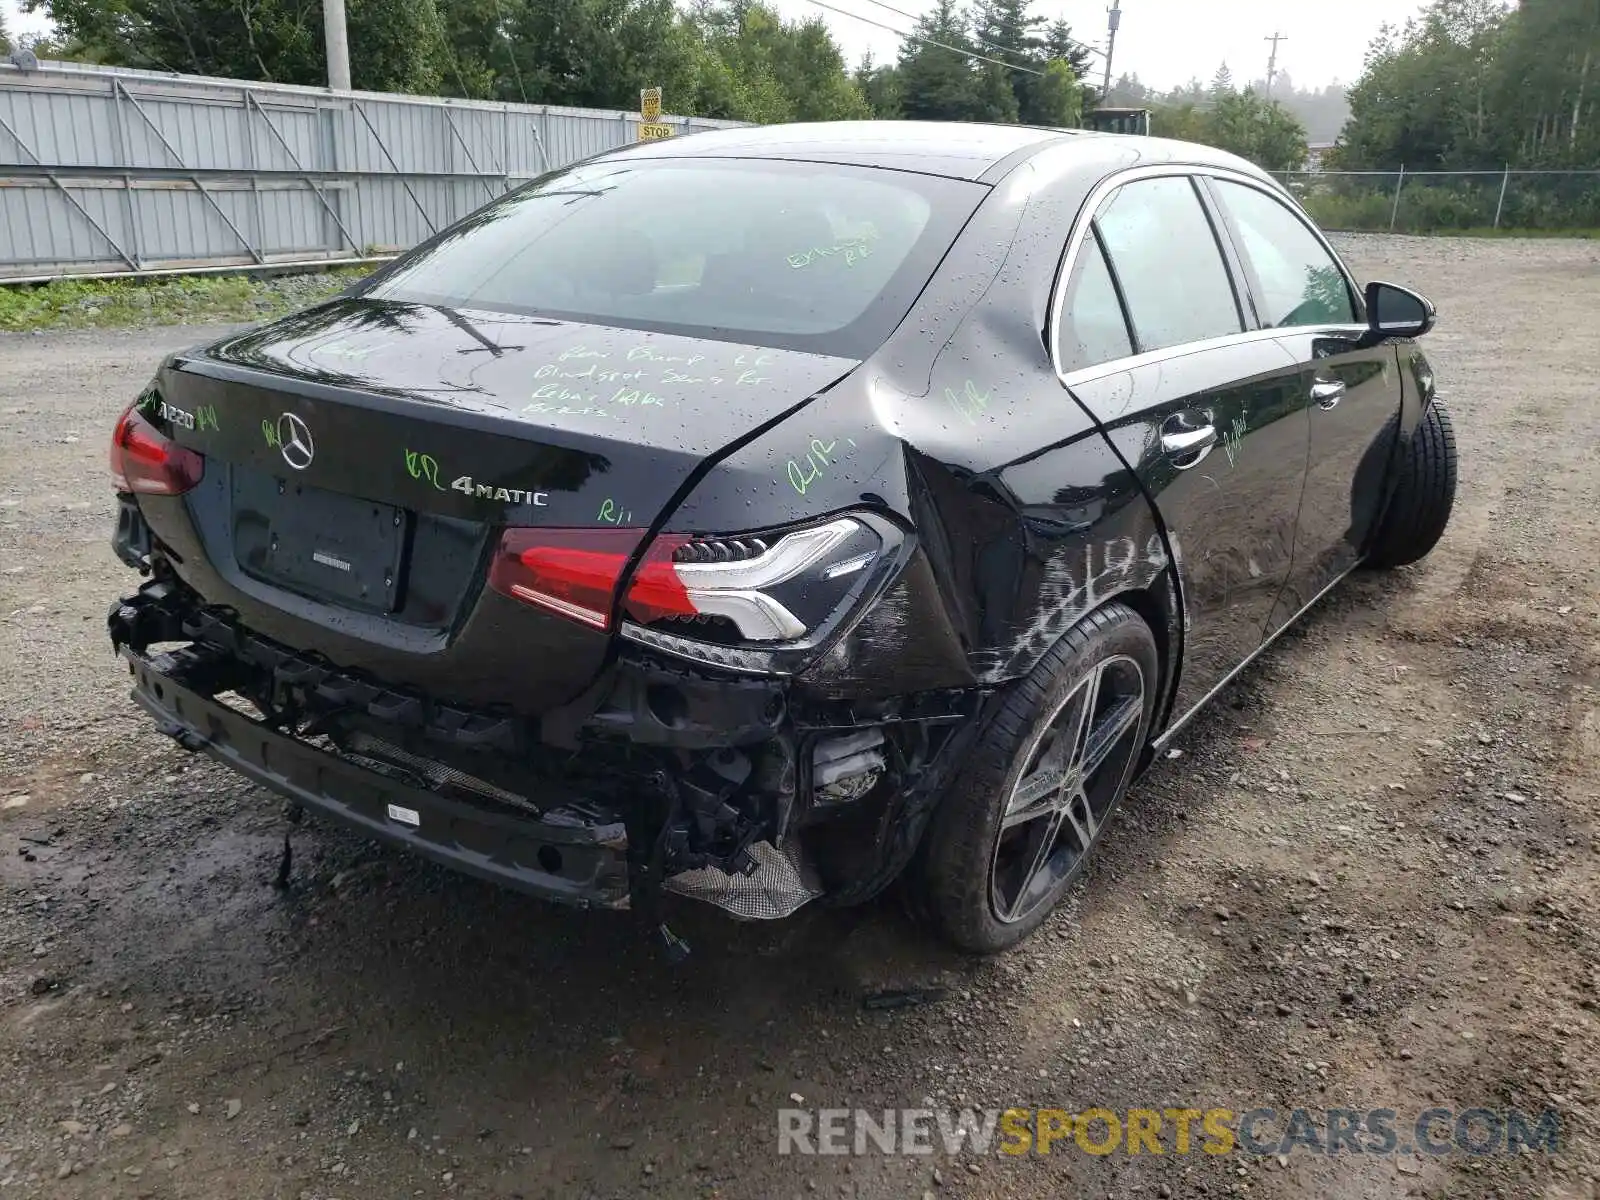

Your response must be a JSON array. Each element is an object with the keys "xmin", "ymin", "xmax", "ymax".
[
  {"xmin": 1058, "ymin": 325, "xmax": 1282, "ymax": 388},
  {"xmin": 1048, "ymin": 163, "xmax": 1369, "ymax": 388},
  {"xmin": 1202, "ymin": 172, "xmax": 1366, "ymax": 330}
]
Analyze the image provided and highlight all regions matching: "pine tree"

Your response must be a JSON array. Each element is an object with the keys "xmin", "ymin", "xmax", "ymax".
[
  {"xmin": 973, "ymin": 61, "xmax": 1020, "ymax": 121},
  {"xmin": 1027, "ymin": 59, "xmax": 1082, "ymax": 127},
  {"xmin": 1104, "ymin": 72, "xmax": 1152, "ymax": 107},
  {"xmin": 854, "ymin": 52, "xmax": 904, "ymax": 117},
  {"xmin": 897, "ymin": 0, "xmax": 981, "ymax": 121},
  {"xmin": 1042, "ymin": 19, "xmax": 1095, "ymax": 102},
  {"xmin": 970, "ymin": 0, "xmax": 1041, "ymax": 119},
  {"xmin": 1210, "ymin": 61, "xmax": 1235, "ymax": 96},
  {"xmin": 1021, "ymin": 19, "xmax": 1088, "ymax": 123}
]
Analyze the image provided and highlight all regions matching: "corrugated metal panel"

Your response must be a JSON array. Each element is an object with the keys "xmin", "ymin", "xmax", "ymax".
[{"xmin": 0, "ymin": 60, "xmax": 748, "ymax": 280}]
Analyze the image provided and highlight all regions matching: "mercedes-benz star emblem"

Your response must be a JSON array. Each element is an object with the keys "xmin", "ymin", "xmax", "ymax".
[{"xmin": 277, "ymin": 412, "xmax": 314, "ymax": 470}]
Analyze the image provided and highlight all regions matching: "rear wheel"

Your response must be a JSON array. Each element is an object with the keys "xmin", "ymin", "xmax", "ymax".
[
  {"xmin": 1365, "ymin": 398, "xmax": 1458, "ymax": 569},
  {"xmin": 916, "ymin": 603, "xmax": 1159, "ymax": 953}
]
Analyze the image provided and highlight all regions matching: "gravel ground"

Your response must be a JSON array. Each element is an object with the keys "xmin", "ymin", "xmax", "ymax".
[{"xmin": 1, "ymin": 233, "xmax": 1598, "ymax": 1200}]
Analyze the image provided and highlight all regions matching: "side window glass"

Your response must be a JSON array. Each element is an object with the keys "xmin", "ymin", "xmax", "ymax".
[
  {"xmin": 1057, "ymin": 232, "xmax": 1133, "ymax": 373},
  {"xmin": 1212, "ymin": 181, "xmax": 1357, "ymax": 328},
  {"xmin": 1095, "ymin": 176, "xmax": 1243, "ymax": 353}
]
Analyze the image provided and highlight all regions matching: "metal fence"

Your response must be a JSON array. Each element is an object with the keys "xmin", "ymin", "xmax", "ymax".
[
  {"xmin": 1275, "ymin": 169, "xmax": 1600, "ymax": 235},
  {"xmin": 0, "ymin": 60, "xmax": 745, "ymax": 282}
]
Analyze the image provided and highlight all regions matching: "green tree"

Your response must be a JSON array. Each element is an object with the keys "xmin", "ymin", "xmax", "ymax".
[
  {"xmin": 1104, "ymin": 71, "xmax": 1152, "ymax": 107},
  {"xmin": 1333, "ymin": 0, "xmax": 1600, "ymax": 171},
  {"xmin": 349, "ymin": 0, "xmax": 446, "ymax": 94},
  {"xmin": 1145, "ymin": 87, "xmax": 1305, "ymax": 170},
  {"xmin": 1166, "ymin": 76, "xmax": 1208, "ymax": 106},
  {"xmin": 432, "ymin": 0, "xmax": 515, "ymax": 98},
  {"xmin": 854, "ymin": 52, "xmax": 902, "ymax": 118},
  {"xmin": 25, "ymin": 0, "xmax": 869, "ymax": 119},
  {"xmin": 776, "ymin": 13, "xmax": 871, "ymax": 120},
  {"xmin": 497, "ymin": 0, "xmax": 645, "ymax": 107},
  {"xmin": 1041, "ymin": 19, "xmax": 1094, "ymax": 99},
  {"xmin": 1210, "ymin": 61, "xmax": 1234, "ymax": 97},
  {"xmin": 1485, "ymin": 0, "xmax": 1599, "ymax": 166},
  {"xmin": 1021, "ymin": 19, "xmax": 1089, "ymax": 123},
  {"xmin": 971, "ymin": 61, "xmax": 1019, "ymax": 121},
  {"xmin": 1335, "ymin": 0, "xmax": 1511, "ymax": 169},
  {"xmin": 1205, "ymin": 88, "xmax": 1307, "ymax": 170},
  {"xmin": 896, "ymin": 0, "xmax": 981, "ymax": 121},
  {"xmin": 693, "ymin": 1, "xmax": 868, "ymax": 122},
  {"xmin": 28, "ymin": 0, "xmax": 446, "ymax": 92},
  {"xmin": 1025, "ymin": 58, "xmax": 1082, "ymax": 128},
  {"xmin": 1315, "ymin": 0, "xmax": 1600, "ymax": 231},
  {"xmin": 1236, "ymin": 69, "xmax": 1352, "ymax": 142},
  {"xmin": 970, "ymin": 0, "xmax": 1036, "ymax": 120},
  {"xmin": 1148, "ymin": 99, "xmax": 1206, "ymax": 143}
]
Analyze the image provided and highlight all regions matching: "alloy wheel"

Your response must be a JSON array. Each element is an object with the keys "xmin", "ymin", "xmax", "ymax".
[{"xmin": 989, "ymin": 654, "xmax": 1146, "ymax": 924}]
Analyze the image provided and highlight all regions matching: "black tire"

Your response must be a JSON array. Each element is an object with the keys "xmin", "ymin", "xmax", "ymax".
[
  {"xmin": 1365, "ymin": 398, "xmax": 1458, "ymax": 569},
  {"xmin": 915, "ymin": 602, "xmax": 1159, "ymax": 954}
]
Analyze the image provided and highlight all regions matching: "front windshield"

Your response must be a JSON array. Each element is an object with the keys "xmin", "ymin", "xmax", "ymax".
[{"xmin": 361, "ymin": 157, "xmax": 985, "ymax": 358}]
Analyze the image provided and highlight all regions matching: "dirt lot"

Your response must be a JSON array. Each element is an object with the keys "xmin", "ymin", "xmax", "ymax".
[{"xmin": 1, "ymin": 233, "xmax": 1598, "ymax": 1200}]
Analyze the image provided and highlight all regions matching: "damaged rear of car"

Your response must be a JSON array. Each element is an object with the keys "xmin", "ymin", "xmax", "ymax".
[
  {"xmin": 107, "ymin": 124, "xmax": 1455, "ymax": 955},
  {"xmin": 109, "ymin": 141, "xmax": 1033, "ymax": 950}
]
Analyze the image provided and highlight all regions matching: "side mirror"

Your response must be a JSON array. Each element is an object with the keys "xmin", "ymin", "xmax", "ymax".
[{"xmin": 1364, "ymin": 281, "xmax": 1436, "ymax": 341}]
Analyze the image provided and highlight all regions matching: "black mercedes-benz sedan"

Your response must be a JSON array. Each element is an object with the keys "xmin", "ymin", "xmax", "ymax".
[{"xmin": 107, "ymin": 121, "xmax": 1454, "ymax": 954}]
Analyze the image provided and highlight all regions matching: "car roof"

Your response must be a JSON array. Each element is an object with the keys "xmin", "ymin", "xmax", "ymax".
[{"xmin": 608, "ymin": 120, "xmax": 1268, "ymax": 185}]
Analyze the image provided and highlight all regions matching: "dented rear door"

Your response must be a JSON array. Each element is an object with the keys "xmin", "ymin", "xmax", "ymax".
[{"xmin": 1056, "ymin": 174, "xmax": 1312, "ymax": 724}]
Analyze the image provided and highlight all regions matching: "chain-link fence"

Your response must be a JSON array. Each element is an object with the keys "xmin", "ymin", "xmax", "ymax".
[{"xmin": 1273, "ymin": 170, "xmax": 1600, "ymax": 235}]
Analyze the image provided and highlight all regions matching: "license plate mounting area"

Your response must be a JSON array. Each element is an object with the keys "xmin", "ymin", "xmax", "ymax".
[{"xmin": 231, "ymin": 468, "xmax": 407, "ymax": 613}]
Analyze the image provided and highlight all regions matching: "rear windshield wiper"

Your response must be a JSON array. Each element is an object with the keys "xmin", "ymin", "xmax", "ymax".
[{"xmin": 424, "ymin": 303, "xmax": 525, "ymax": 358}]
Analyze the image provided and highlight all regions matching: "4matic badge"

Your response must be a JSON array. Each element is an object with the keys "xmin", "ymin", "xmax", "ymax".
[
  {"xmin": 450, "ymin": 474, "xmax": 548, "ymax": 506},
  {"xmin": 404, "ymin": 449, "xmax": 547, "ymax": 506}
]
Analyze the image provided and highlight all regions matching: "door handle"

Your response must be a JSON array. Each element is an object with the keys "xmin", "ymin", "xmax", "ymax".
[
  {"xmin": 1160, "ymin": 424, "xmax": 1217, "ymax": 467},
  {"xmin": 1311, "ymin": 379, "xmax": 1346, "ymax": 410}
]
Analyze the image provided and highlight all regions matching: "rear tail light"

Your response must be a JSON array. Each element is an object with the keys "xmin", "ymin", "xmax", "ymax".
[
  {"xmin": 110, "ymin": 403, "xmax": 203, "ymax": 495},
  {"xmin": 487, "ymin": 515, "xmax": 903, "ymax": 667},
  {"xmin": 488, "ymin": 528, "xmax": 689, "ymax": 631}
]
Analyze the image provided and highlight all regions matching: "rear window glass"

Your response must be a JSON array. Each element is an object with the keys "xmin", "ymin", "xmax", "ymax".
[{"xmin": 361, "ymin": 158, "xmax": 984, "ymax": 358}]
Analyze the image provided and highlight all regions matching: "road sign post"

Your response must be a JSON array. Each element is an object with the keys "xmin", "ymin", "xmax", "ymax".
[{"xmin": 638, "ymin": 87, "xmax": 671, "ymax": 142}]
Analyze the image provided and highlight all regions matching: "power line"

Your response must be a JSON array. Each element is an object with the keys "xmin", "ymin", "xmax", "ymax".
[
  {"xmin": 801, "ymin": 0, "xmax": 1045, "ymax": 76},
  {"xmin": 854, "ymin": 0, "xmax": 1027, "ymax": 62},
  {"xmin": 851, "ymin": 0, "xmax": 1105, "ymax": 62}
]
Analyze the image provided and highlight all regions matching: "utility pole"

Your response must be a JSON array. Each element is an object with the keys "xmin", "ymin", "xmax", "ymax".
[
  {"xmin": 323, "ymin": 0, "xmax": 352, "ymax": 91},
  {"xmin": 1103, "ymin": 0, "xmax": 1122, "ymax": 100},
  {"xmin": 1264, "ymin": 30, "xmax": 1286, "ymax": 98}
]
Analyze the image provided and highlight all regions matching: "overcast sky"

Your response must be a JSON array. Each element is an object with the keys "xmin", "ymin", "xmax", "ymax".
[{"xmin": 3, "ymin": 0, "xmax": 1426, "ymax": 91}]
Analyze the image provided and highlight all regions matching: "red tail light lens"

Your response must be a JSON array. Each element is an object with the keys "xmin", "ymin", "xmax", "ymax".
[
  {"xmin": 110, "ymin": 404, "xmax": 203, "ymax": 495},
  {"xmin": 488, "ymin": 517, "xmax": 891, "ymax": 651},
  {"xmin": 488, "ymin": 529, "xmax": 692, "ymax": 631}
]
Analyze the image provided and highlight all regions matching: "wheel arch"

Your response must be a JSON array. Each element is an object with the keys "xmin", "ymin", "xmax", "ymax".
[
  {"xmin": 1104, "ymin": 580, "xmax": 1179, "ymax": 729},
  {"xmin": 1050, "ymin": 571, "xmax": 1185, "ymax": 749},
  {"xmin": 911, "ymin": 578, "xmax": 1165, "ymax": 952}
]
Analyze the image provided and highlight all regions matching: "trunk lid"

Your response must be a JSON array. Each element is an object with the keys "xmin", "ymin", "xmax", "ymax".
[
  {"xmin": 143, "ymin": 298, "xmax": 858, "ymax": 711},
  {"xmin": 170, "ymin": 297, "xmax": 858, "ymax": 524}
]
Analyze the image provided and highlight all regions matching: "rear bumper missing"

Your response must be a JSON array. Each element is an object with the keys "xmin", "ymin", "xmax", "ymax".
[{"xmin": 121, "ymin": 645, "xmax": 633, "ymax": 909}]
